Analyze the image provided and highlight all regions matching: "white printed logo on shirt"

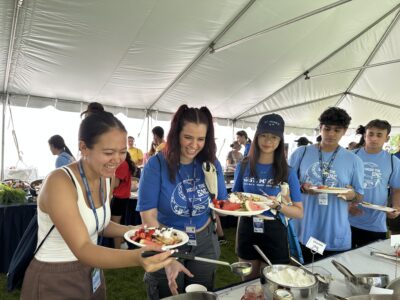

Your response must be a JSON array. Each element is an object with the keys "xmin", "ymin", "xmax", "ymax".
[{"xmin": 170, "ymin": 179, "xmax": 209, "ymax": 217}]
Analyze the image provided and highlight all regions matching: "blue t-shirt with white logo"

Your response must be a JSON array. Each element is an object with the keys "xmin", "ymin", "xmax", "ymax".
[
  {"xmin": 289, "ymin": 145, "xmax": 364, "ymax": 251},
  {"xmin": 136, "ymin": 153, "xmax": 228, "ymax": 231},
  {"xmin": 232, "ymin": 162, "xmax": 302, "ymax": 217},
  {"xmin": 349, "ymin": 148, "xmax": 400, "ymax": 232}
]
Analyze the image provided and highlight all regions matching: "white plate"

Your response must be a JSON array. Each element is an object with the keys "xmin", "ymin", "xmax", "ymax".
[
  {"xmin": 361, "ymin": 202, "xmax": 396, "ymax": 213},
  {"xmin": 210, "ymin": 192, "xmax": 272, "ymax": 216},
  {"xmin": 124, "ymin": 228, "xmax": 189, "ymax": 249},
  {"xmin": 309, "ymin": 187, "xmax": 351, "ymax": 194}
]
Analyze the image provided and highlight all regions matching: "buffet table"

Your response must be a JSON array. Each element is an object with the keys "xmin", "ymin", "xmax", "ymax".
[
  {"xmin": 216, "ymin": 239, "xmax": 399, "ymax": 299},
  {"xmin": 0, "ymin": 203, "xmax": 37, "ymax": 273}
]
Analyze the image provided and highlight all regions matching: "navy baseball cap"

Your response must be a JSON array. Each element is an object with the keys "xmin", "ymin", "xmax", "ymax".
[{"xmin": 255, "ymin": 113, "xmax": 285, "ymax": 138}]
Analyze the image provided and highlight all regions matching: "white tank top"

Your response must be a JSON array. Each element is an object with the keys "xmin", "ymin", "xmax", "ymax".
[{"xmin": 35, "ymin": 167, "xmax": 111, "ymax": 262}]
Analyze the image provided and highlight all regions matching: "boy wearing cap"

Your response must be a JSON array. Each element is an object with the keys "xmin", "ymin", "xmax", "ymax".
[
  {"xmin": 289, "ymin": 107, "xmax": 364, "ymax": 263},
  {"xmin": 233, "ymin": 114, "xmax": 303, "ymax": 280}
]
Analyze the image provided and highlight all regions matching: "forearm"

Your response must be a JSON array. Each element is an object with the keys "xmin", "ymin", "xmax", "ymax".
[
  {"xmin": 140, "ymin": 209, "xmax": 159, "ymax": 227},
  {"xmin": 102, "ymin": 221, "xmax": 137, "ymax": 238},
  {"xmin": 76, "ymin": 242, "xmax": 142, "ymax": 269},
  {"xmin": 391, "ymin": 189, "xmax": 400, "ymax": 208}
]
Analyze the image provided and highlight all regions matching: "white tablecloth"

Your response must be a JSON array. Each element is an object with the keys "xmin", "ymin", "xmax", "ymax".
[{"xmin": 216, "ymin": 239, "xmax": 399, "ymax": 299}]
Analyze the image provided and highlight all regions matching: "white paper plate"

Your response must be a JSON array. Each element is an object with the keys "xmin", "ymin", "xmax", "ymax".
[
  {"xmin": 210, "ymin": 192, "xmax": 272, "ymax": 216},
  {"xmin": 309, "ymin": 187, "xmax": 351, "ymax": 194},
  {"xmin": 124, "ymin": 228, "xmax": 189, "ymax": 249},
  {"xmin": 361, "ymin": 202, "xmax": 396, "ymax": 213}
]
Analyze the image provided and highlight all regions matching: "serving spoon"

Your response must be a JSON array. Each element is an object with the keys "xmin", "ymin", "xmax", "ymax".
[{"xmin": 141, "ymin": 251, "xmax": 252, "ymax": 276}]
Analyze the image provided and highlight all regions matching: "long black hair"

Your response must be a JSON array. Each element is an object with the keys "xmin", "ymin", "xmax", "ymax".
[{"xmin": 245, "ymin": 133, "xmax": 288, "ymax": 185}]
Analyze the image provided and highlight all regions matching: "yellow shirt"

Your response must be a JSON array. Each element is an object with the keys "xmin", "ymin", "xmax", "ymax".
[{"xmin": 128, "ymin": 147, "xmax": 143, "ymax": 165}]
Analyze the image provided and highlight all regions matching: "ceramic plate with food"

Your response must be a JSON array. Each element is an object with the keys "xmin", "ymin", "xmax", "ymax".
[
  {"xmin": 361, "ymin": 202, "xmax": 396, "ymax": 213},
  {"xmin": 209, "ymin": 192, "xmax": 272, "ymax": 216},
  {"xmin": 309, "ymin": 186, "xmax": 351, "ymax": 194},
  {"xmin": 124, "ymin": 227, "xmax": 188, "ymax": 249}
]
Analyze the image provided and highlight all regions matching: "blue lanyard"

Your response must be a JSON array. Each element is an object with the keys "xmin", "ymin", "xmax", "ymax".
[
  {"xmin": 318, "ymin": 145, "xmax": 340, "ymax": 185},
  {"xmin": 78, "ymin": 160, "xmax": 106, "ymax": 244},
  {"xmin": 177, "ymin": 160, "xmax": 197, "ymax": 220}
]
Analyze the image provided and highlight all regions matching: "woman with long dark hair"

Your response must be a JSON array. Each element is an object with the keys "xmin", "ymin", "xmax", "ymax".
[
  {"xmin": 137, "ymin": 104, "xmax": 228, "ymax": 299},
  {"xmin": 48, "ymin": 135, "xmax": 75, "ymax": 168},
  {"xmin": 233, "ymin": 113, "xmax": 303, "ymax": 280},
  {"xmin": 236, "ymin": 130, "xmax": 252, "ymax": 156}
]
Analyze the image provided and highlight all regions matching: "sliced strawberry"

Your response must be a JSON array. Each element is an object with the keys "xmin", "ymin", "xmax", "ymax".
[{"xmin": 140, "ymin": 239, "xmax": 162, "ymax": 246}]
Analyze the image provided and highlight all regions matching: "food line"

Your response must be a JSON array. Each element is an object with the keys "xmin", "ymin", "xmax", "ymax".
[{"xmin": 215, "ymin": 239, "xmax": 399, "ymax": 299}]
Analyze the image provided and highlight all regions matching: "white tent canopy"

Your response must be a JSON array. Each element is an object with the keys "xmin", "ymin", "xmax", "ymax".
[{"xmin": 1, "ymin": 0, "xmax": 400, "ymax": 166}]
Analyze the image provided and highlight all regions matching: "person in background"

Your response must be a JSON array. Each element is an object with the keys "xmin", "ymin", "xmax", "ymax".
[
  {"xmin": 294, "ymin": 137, "xmax": 312, "ymax": 148},
  {"xmin": 225, "ymin": 141, "xmax": 243, "ymax": 171},
  {"xmin": 48, "ymin": 135, "xmax": 75, "ymax": 168},
  {"xmin": 143, "ymin": 142, "xmax": 157, "ymax": 165},
  {"xmin": 236, "ymin": 130, "xmax": 252, "ymax": 157},
  {"xmin": 128, "ymin": 136, "xmax": 143, "ymax": 166},
  {"xmin": 21, "ymin": 103, "xmax": 181, "ymax": 300},
  {"xmin": 289, "ymin": 107, "xmax": 364, "ymax": 263},
  {"xmin": 137, "ymin": 105, "xmax": 228, "ymax": 299},
  {"xmin": 349, "ymin": 120, "xmax": 400, "ymax": 248},
  {"xmin": 347, "ymin": 141, "xmax": 358, "ymax": 150},
  {"xmin": 233, "ymin": 113, "xmax": 303, "ymax": 280},
  {"xmin": 152, "ymin": 126, "xmax": 166, "ymax": 153},
  {"xmin": 110, "ymin": 152, "xmax": 137, "ymax": 249}
]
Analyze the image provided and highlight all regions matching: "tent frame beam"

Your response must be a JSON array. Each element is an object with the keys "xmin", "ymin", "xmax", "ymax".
[
  {"xmin": 349, "ymin": 92, "xmax": 400, "ymax": 110},
  {"xmin": 307, "ymin": 58, "xmax": 400, "ymax": 79},
  {"xmin": 213, "ymin": 0, "xmax": 352, "ymax": 53},
  {"xmin": 233, "ymin": 3, "xmax": 400, "ymax": 120}
]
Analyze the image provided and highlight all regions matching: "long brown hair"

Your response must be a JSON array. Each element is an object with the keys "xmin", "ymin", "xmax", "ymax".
[
  {"xmin": 163, "ymin": 105, "xmax": 216, "ymax": 182},
  {"xmin": 246, "ymin": 132, "xmax": 288, "ymax": 185}
]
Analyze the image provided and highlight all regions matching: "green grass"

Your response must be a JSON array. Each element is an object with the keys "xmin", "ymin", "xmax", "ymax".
[{"xmin": 0, "ymin": 228, "xmax": 240, "ymax": 300}]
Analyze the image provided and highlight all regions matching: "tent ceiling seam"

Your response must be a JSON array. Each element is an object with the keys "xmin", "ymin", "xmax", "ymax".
[
  {"xmin": 234, "ymin": 2, "xmax": 400, "ymax": 120},
  {"xmin": 147, "ymin": 0, "xmax": 256, "ymax": 111},
  {"xmin": 335, "ymin": 5, "xmax": 400, "ymax": 107},
  {"xmin": 4, "ymin": 0, "xmax": 23, "ymax": 92}
]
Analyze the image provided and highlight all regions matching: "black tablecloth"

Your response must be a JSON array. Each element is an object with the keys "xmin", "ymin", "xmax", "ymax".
[{"xmin": 0, "ymin": 203, "xmax": 37, "ymax": 273}]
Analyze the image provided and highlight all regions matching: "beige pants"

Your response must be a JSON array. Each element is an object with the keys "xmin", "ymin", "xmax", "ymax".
[{"xmin": 21, "ymin": 258, "xmax": 106, "ymax": 300}]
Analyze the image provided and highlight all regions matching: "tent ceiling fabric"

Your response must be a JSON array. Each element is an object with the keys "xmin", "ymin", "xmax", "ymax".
[{"xmin": 1, "ymin": 0, "xmax": 400, "ymax": 134}]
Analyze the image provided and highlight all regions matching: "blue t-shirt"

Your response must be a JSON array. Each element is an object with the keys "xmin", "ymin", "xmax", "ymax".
[
  {"xmin": 232, "ymin": 162, "xmax": 302, "ymax": 217},
  {"xmin": 289, "ymin": 145, "xmax": 364, "ymax": 251},
  {"xmin": 136, "ymin": 153, "xmax": 228, "ymax": 231},
  {"xmin": 56, "ymin": 152, "xmax": 74, "ymax": 168},
  {"xmin": 349, "ymin": 148, "xmax": 400, "ymax": 232}
]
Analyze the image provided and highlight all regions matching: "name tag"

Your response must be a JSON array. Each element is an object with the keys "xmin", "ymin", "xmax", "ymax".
[
  {"xmin": 253, "ymin": 217, "xmax": 264, "ymax": 233},
  {"xmin": 91, "ymin": 268, "xmax": 101, "ymax": 294},
  {"xmin": 306, "ymin": 237, "xmax": 326, "ymax": 255},
  {"xmin": 185, "ymin": 225, "xmax": 197, "ymax": 246},
  {"xmin": 318, "ymin": 193, "xmax": 328, "ymax": 206}
]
